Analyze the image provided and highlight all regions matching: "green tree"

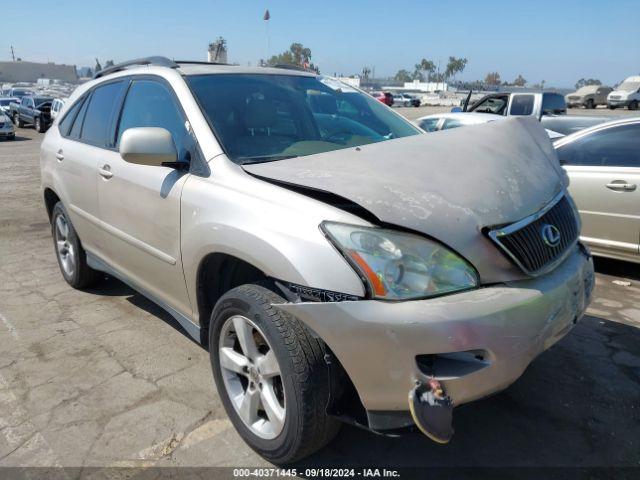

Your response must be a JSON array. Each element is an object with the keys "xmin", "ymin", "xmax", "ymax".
[
  {"xmin": 445, "ymin": 56, "xmax": 468, "ymax": 83},
  {"xmin": 268, "ymin": 43, "xmax": 318, "ymax": 72},
  {"xmin": 484, "ymin": 72, "xmax": 501, "ymax": 86},
  {"xmin": 414, "ymin": 58, "xmax": 435, "ymax": 82},
  {"xmin": 394, "ymin": 69, "xmax": 413, "ymax": 83},
  {"xmin": 104, "ymin": 60, "xmax": 115, "ymax": 68},
  {"xmin": 513, "ymin": 74, "xmax": 527, "ymax": 87}
]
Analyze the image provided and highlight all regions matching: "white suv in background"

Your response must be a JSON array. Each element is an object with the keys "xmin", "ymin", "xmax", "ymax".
[{"xmin": 607, "ymin": 76, "xmax": 640, "ymax": 110}]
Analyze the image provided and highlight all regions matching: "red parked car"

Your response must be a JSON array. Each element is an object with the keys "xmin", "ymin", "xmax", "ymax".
[{"xmin": 370, "ymin": 91, "xmax": 394, "ymax": 106}]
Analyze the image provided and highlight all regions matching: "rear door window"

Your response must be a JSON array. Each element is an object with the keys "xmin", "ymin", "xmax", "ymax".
[
  {"xmin": 509, "ymin": 95, "xmax": 535, "ymax": 115},
  {"xmin": 69, "ymin": 96, "xmax": 90, "ymax": 139},
  {"xmin": 80, "ymin": 81, "xmax": 127, "ymax": 147}
]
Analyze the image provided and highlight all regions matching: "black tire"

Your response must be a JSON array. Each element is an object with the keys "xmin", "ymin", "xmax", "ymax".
[
  {"xmin": 585, "ymin": 99, "xmax": 595, "ymax": 109},
  {"xmin": 51, "ymin": 202, "xmax": 102, "ymax": 289},
  {"xmin": 629, "ymin": 100, "xmax": 639, "ymax": 111},
  {"xmin": 209, "ymin": 284, "xmax": 340, "ymax": 464},
  {"xmin": 608, "ymin": 105, "xmax": 616, "ymax": 110},
  {"xmin": 14, "ymin": 113, "xmax": 24, "ymax": 128},
  {"xmin": 35, "ymin": 116, "xmax": 46, "ymax": 133}
]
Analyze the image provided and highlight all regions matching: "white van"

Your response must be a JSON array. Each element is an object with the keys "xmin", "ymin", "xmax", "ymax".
[
  {"xmin": 607, "ymin": 76, "xmax": 640, "ymax": 110},
  {"xmin": 50, "ymin": 98, "xmax": 66, "ymax": 120}
]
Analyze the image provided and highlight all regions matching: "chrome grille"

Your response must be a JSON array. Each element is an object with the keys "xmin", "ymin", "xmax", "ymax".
[{"xmin": 488, "ymin": 193, "xmax": 579, "ymax": 275}]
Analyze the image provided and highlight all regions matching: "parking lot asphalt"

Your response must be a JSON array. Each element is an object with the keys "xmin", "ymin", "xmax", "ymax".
[{"xmin": 0, "ymin": 122, "xmax": 639, "ymax": 473}]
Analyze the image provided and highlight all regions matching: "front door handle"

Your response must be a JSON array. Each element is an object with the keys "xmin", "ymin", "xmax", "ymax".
[
  {"xmin": 606, "ymin": 181, "xmax": 636, "ymax": 192},
  {"xmin": 98, "ymin": 165, "xmax": 113, "ymax": 179},
  {"xmin": 55, "ymin": 150, "xmax": 64, "ymax": 161}
]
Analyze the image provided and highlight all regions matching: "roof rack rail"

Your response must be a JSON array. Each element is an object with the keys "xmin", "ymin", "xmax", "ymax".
[
  {"xmin": 271, "ymin": 63, "xmax": 312, "ymax": 72},
  {"xmin": 93, "ymin": 56, "xmax": 177, "ymax": 79},
  {"xmin": 174, "ymin": 60, "xmax": 230, "ymax": 66}
]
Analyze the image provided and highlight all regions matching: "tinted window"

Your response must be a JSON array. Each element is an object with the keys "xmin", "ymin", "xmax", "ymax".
[
  {"xmin": 542, "ymin": 93, "xmax": 566, "ymax": 115},
  {"xmin": 419, "ymin": 118, "xmax": 440, "ymax": 132},
  {"xmin": 117, "ymin": 80, "xmax": 194, "ymax": 162},
  {"xmin": 58, "ymin": 97, "xmax": 86, "ymax": 136},
  {"xmin": 442, "ymin": 118, "xmax": 464, "ymax": 130},
  {"xmin": 510, "ymin": 95, "xmax": 535, "ymax": 115},
  {"xmin": 81, "ymin": 81, "xmax": 126, "ymax": 146},
  {"xmin": 557, "ymin": 124, "xmax": 640, "ymax": 167}
]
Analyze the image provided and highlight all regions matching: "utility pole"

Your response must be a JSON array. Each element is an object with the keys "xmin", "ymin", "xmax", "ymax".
[{"xmin": 11, "ymin": 46, "xmax": 15, "ymax": 62}]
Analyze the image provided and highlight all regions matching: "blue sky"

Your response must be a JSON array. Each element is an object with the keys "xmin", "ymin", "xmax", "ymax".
[{"xmin": 3, "ymin": 0, "xmax": 639, "ymax": 87}]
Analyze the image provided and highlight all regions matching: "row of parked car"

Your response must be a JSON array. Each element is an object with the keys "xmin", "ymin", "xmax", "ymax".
[
  {"xmin": 0, "ymin": 87, "xmax": 66, "ymax": 140},
  {"xmin": 564, "ymin": 76, "xmax": 640, "ymax": 110},
  {"xmin": 369, "ymin": 90, "xmax": 421, "ymax": 107}
]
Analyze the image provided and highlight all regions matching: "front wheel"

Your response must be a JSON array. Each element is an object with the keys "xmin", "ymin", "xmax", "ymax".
[
  {"xmin": 14, "ymin": 113, "xmax": 24, "ymax": 128},
  {"xmin": 209, "ymin": 284, "xmax": 340, "ymax": 463}
]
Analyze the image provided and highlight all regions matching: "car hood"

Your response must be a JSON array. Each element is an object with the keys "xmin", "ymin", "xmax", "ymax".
[
  {"xmin": 609, "ymin": 90, "xmax": 630, "ymax": 98},
  {"xmin": 243, "ymin": 117, "xmax": 565, "ymax": 283}
]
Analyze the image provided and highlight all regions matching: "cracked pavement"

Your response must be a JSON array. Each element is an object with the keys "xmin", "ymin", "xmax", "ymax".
[{"xmin": 0, "ymin": 126, "xmax": 638, "ymax": 471}]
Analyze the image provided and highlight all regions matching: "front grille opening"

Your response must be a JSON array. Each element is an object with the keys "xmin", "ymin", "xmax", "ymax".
[{"xmin": 487, "ymin": 195, "xmax": 579, "ymax": 276}]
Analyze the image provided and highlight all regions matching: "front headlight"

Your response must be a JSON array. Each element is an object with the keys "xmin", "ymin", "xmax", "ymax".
[{"xmin": 321, "ymin": 222, "xmax": 478, "ymax": 300}]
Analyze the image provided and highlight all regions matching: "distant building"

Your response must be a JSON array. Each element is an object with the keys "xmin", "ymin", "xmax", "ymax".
[
  {"xmin": 0, "ymin": 61, "xmax": 78, "ymax": 83},
  {"xmin": 403, "ymin": 80, "xmax": 448, "ymax": 93},
  {"xmin": 207, "ymin": 38, "xmax": 228, "ymax": 63}
]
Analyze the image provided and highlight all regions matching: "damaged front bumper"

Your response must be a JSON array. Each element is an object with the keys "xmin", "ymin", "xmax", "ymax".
[{"xmin": 276, "ymin": 246, "xmax": 594, "ymax": 432}]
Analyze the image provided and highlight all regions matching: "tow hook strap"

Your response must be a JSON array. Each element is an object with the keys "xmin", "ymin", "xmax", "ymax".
[{"xmin": 409, "ymin": 378, "xmax": 454, "ymax": 444}]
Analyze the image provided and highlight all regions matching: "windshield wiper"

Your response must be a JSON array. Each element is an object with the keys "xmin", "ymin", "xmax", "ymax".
[{"xmin": 239, "ymin": 155, "xmax": 299, "ymax": 165}]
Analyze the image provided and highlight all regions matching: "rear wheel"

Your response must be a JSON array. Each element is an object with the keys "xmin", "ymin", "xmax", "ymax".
[
  {"xmin": 629, "ymin": 100, "xmax": 639, "ymax": 111},
  {"xmin": 209, "ymin": 284, "xmax": 340, "ymax": 463},
  {"xmin": 34, "ymin": 116, "xmax": 45, "ymax": 133},
  {"xmin": 51, "ymin": 202, "xmax": 102, "ymax": 289},
  {"xmin": 585, "ymin": 99, "xmax": 595, "ymax": 109}
]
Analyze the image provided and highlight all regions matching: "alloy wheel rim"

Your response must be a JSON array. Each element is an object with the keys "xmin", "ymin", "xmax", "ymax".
[
  {"xmin": 54, "ymin": 214, "xmax": 76, "ymax": 277},
  {"xmin": 219, "ymin": 315, "xmax": 286, "ymax": 439}
]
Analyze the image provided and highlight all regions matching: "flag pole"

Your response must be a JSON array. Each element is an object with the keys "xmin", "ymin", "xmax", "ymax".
[{"xmin": 263, "ymin": 9, "xmax": 271, "ymax": 62}]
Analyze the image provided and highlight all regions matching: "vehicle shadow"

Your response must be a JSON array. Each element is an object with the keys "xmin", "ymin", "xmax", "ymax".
[
  {"xmin": 593, "ymin": 256, "xmax": 640, "ymax": 282},
  {"xmin": 85, "ymin": 275, "xmax": 203, "ymax": 348},
  {"xmin": 293, "ymin": 314, "xmax": 640, "ymax": 469},
  {"xmin": 2, "ymin": 136, "xmax": 31, "ymax": 142}
]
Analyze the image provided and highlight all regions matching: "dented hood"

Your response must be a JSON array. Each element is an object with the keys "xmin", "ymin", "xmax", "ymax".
[{"xmin": 243, "ymin": 117, "xmax": 565, "ymax": 283}]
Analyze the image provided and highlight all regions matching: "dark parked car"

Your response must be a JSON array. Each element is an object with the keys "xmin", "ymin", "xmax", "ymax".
[{"xmin": 9, "ymin": 95, "xmax": 53, "ymax": 132}]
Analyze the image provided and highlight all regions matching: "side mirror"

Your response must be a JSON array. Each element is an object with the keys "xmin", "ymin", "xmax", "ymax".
[
  {"xmin": 120, "ymin": 127, "xmax": 177, "ymax": 167},
  {"xmin": 450, "ymin": 106, "xmax": 462, "ymax": 113}
]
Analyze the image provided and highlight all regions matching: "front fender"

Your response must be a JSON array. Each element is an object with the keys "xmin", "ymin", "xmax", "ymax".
[{"xmin": 180, "ymin": 162, "xmax": 368, "ymax": 321}]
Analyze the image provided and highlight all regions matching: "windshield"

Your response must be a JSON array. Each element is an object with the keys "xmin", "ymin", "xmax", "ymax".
[
  {"xmin": 576, "ymin": 86, "xmax": 598, "ymax": 94},
  {"xmin": 186, "ymin": 74, "xmax": 420, "ymax": 164},
  {"xmin": 617, "ymin": 81, "xmax": 640, "ymax": 92}
]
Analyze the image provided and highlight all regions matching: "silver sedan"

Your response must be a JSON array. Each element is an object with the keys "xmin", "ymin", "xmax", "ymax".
[{"xmin": 554, "ymin": 118, "xmax": 640, "ymax": 263}]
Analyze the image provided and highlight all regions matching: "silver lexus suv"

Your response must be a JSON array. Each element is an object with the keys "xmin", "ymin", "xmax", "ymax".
[{"xmin": 40, "ymin": 57, "xmax": 594, "ymax": 463}]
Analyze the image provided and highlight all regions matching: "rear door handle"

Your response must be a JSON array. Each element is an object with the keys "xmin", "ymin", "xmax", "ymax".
[
  {"xmin": 55, "ymin": 150, "xmax": 64, "ymax": 161},
  {"xmin": 606, "ymin": 181, "xmax": 636, "ymax": 191},
  {"xmin": 99, "ymin": 165, "xmax": 113, "ymax": 179}
]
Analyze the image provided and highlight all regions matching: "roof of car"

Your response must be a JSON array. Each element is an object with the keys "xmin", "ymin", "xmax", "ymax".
[
  {"xmin": 417, "ymin": 112, "xmax": 503, "ymax": 123},
  {"xmin": 553, "ymin": 116, "xmax": 640, "ymax": 146},
  {"xmin": 176, "ymin": 63, "xmax": 316, "ymax": 77}
]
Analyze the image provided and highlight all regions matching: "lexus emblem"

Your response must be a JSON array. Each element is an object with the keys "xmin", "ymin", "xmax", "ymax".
[{"xmin": 541, "ymin": 224, "xmax": 561, "ymax": 248}]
